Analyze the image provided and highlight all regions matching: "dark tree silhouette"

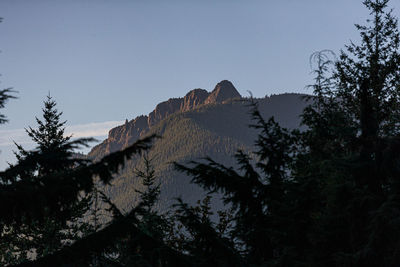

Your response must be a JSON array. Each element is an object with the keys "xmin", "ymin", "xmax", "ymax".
[
  {"xmin": 301, "ymin": 0, "xmax": 400, "ymax": 265},
  {"xmin": 3, "ymin": 1, "xmax": 400, "ymax": 266},
  {"xmin": 176, "ymin": 1, "xmax": 400, "ymax": 266},
  {"xmin": 0, "ymin": 96, "xmax": 156, "ymax": 265},
  {"xmin": 0, "ymin": 88, "xmax": 16, "ymax": 125},
  {"xmin": 0, "ymin": 95, "xmax": 96, "ymax": 263}
]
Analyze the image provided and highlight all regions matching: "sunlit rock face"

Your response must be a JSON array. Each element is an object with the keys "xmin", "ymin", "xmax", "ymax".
[
  {"xmin": 89, "ymin": 80, "xmax": 243, "ymax": 158},
  {"xmin": 204, "ymin": 80, "xmax": 241, "ymax": 104},
  {"xmin": 181, "ymin": 89, "xmax": 209, "ymax": 112},
  {"xmin": 88, "ymin": 81, "xmax": 309, "ymax": 213},
  {"xmin": 148, "ymin": 98, "xmax": 183, "ymax": 127}
]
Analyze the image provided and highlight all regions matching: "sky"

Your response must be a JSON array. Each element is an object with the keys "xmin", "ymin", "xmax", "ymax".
[{"xmin": 0, "ymin": 0, "xmax": 399, "ymax": 168}]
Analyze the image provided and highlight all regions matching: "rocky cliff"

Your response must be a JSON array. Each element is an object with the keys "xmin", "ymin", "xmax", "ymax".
[
  {"xmin": 204, "ymin": 80, "xmax": 241, "ymax": 104},
  {"xmin": 87, "ymin": 80, "xmax": 310, "ymax": 213},
  {"xmin": 89, "ymin": 80, "xmax": 242, "ymax": 159},
  {"xmin": 93, "ymin": 91, "xmax": 309, "ymax": 213}
]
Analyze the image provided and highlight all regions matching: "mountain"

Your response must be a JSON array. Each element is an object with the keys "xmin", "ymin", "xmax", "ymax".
[
  {"xmin": 89, "ymin": 80, "xmax": 242, "ymax": 160},
  {"xmin": 88, "ymin": 81, "xmax": 309, "ymax": 212}
]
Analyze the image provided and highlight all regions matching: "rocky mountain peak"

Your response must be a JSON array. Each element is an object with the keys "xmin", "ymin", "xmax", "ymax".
[
  {"xmin": 148, "ymin": 98, "xmax": 183, "ymax": 127},
  {"xmin": 89, "ymin": 80, "xmax": 242, "ymax": 159},
  {"xmin": 205, "ymin": 80, "xmax": 241, "ymax": 104},
  {"xmin": 181, "ymin": 89, "xmax": 210, "ymax": 112}
]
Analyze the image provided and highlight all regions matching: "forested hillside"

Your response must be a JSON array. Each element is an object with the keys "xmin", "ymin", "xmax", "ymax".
[{"xmin": 89, "ymin": 82, "xmax": 308, "ymax": 211}]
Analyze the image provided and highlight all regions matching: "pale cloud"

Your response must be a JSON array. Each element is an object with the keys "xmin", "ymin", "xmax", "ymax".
[
  {"xmin": 65, "ymin": 121, "xmax": 124, "ymax": 139},
  {"xmin": 0, "ymin": 120, "xmax": 123, "ymax": 147},
  {"xmin": 0, "ymin": 129, "xmax": 30, "ymax": 146}
]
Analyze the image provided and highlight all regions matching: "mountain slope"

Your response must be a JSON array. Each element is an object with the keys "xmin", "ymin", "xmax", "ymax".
[
  {"xmin": 89, "ymin": 80, "xmax": 242, "ymax": 160},
  {"xmin": 88, "ymin": 81, "xmax": 309, "ymax": 211}
]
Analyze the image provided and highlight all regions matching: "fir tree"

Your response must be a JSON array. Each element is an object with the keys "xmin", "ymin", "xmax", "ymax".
[
  {"xmin": 17, "ymin": 95, "xmax": 76, "ymax": 175},
  {"xmin": 135, "ymin": 156, "xmax": 166, "ymax": 241},
  {"xmin": 0, "ymin": 95, "xmax": 156, "ymax": 265},
  {"xmin": 300, "ymin": 0, "xmax": 400, "ymax": 265},
  {"xmin": 0, "ymin": 95, "xmax": 93, "ymax": 263},
  {"xmin": 175, "ymin": 110, "xmax": 295, "ymax": 266},
  {"xmin": 176, "ymin": 1, "xmax": 400, "ymax": 266},
  {"xmin": 105, "ymin": 156, "xmax": 170, "ymax": 266},
  {"xmin": 167, "ymin": 195, "xmax": 240, "ymax": 267},
  {"xmin": 0, "ymin": 88, "xmax": 16, "ymax": 125}
]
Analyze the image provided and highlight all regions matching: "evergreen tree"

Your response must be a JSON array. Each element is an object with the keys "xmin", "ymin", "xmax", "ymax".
[
  {"xmin": 65, "ymin": 155, "xmax": 187, "ymax": 267},
  {"xmin": 0, "ymin": 96, "xmax": 156, "ymax": 265},
  {"xmin": 176, "ymin": 109, "xmax": 295, "ymax": 266},
  {"xmin": 0, "ymin": 95, "xmax": 93, "ymax": 263},
  {"xmin": 16, "ymin": 95, "xmax": 79, "ymax": 175},
  {"xmin": 167, "ymin": 195, "xmax": 240, "ymax": 267},
  {"xmin": 299, "ymin": 0, "xmax": 400, "ymax": 265},
  {"xmin": 176, "ymin": 1, "xmax": 400, "ymax": 266},
  {"xmin": 135, "ymin": 156, "xmax": 166, "ymax": 241},
  {"xmin": 104, "ymin": 156, "xmax": 171, "ymax": 266},
  {"xmin": 0, "ymin": 88, "xmax": 16, "ymax": 125}
]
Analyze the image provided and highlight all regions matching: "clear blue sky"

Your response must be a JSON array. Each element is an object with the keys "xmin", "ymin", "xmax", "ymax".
[{"xmin": 0, "ymin": 0, "xmax": 399, "ymax": 168}]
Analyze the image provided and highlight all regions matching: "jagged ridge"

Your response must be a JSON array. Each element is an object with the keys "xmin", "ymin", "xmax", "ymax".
[
  {"xmin": 97, "ymin": 92, "xmax": 309, "ymax": 213},
  {"xmin": 89, "ymin": 80, "xmax": 242, "ymax": 159}
]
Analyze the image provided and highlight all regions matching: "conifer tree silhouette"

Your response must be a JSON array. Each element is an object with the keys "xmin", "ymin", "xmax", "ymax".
[{"xmin": 4, "ymin": 1, "xmax": 400, "ymax": 266}]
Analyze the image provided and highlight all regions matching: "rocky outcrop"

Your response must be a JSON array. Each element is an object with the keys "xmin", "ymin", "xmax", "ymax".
[
  {"xmin": 91, "ymin": 115, "xmax": 150, "ymax": 156},
  {"xmin": 205, "ymin": 80, "xmax": 241, "ymax": 104},
  {"xmin": 180, "ymin": 89, "xmax": 210, "ymax": 112},
  {"xmin": 88, "ymin": 80, "xmax": 242, "ymax": 159},
  {"xmin": 148, "ymin": 98, "xmax": 183, "ymax": 127},
  {"xmin": 97, "ymin": 92, "xmax": 309, "ymax": 215}
]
